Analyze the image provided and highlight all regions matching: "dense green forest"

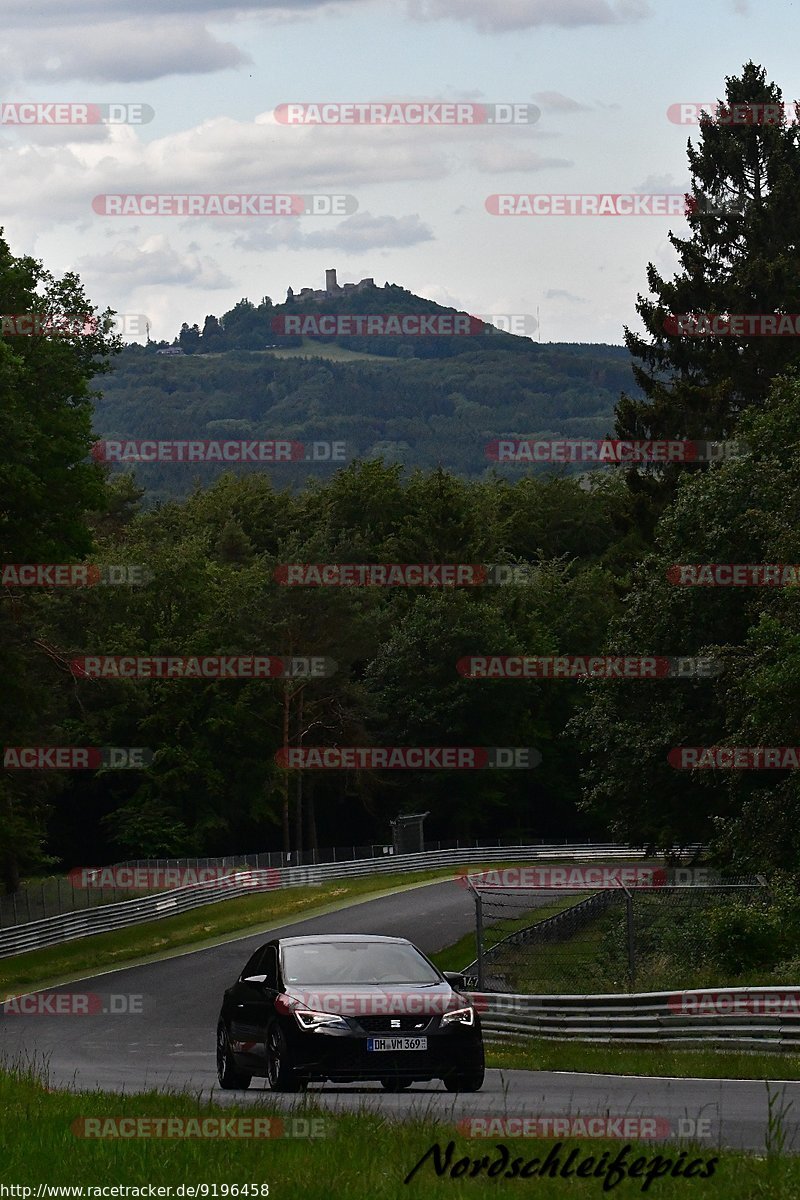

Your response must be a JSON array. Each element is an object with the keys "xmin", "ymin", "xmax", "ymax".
[
  {"xmin": 3, "ymin": 62, "xmax": 800, "ymax": 890},
  {"xmin": 97, "ymin": 340, "xmax": 636, "ymax": 502}
]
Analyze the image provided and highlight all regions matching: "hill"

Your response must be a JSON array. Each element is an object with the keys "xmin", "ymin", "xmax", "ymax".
[{"xmin": 96, "ymin": 278, "xmax": 639, "ymax": 502}]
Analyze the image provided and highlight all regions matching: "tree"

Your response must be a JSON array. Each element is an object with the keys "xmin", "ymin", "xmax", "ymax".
[
  {"xmin": 178, "ymin": 322, "xmax": 201, "ymax": 354},
  {"xmin": 575, "ymin": 372, "xmax": 800, "ymax": 867},
  {"xmin": 200, "ymin": 314, "xmax": 224, "ymax": 352},
  {"xmin": 616, "ymin": 63, "xmax": 800, "ymax": 523},
  {"xmin": 0, "ymin": 229, "xmax": 121, "ymax": 890}
]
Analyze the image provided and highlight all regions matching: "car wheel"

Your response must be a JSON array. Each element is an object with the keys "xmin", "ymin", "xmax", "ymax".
[
  {"xmin": 266, "ymin": 1024, "xmax": 306, "ymax": 1092},
  {"xmin": 442, "ymin": 1064, "xmax": 485, "ymax": 1092},
  {"xmin": 380, "ymin": 1078, "xmax": 413, "ymax": 1092},
  {"xmin": 216, "ymin": 1023, "xmax": 252, "ymax": 1090}
]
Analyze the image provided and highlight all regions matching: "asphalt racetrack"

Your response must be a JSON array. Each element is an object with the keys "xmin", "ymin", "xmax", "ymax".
[{"xmin": 2, "ymin": 878, "xmax": 798, "ymax": 1152}]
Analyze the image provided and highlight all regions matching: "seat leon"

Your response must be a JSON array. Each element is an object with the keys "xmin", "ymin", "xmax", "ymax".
[{"xmin": 216, "ymin": 933, "xmax": 484, "ymax": 1092}]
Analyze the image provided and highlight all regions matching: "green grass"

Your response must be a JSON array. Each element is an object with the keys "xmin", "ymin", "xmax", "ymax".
[
  {"xmin": 430, "ymin": 895, "xmax": 586, "ymax": 974},
  {"xmin": 0, "ymin": 867, "xmax": 465, "ymax": 998},
  {"xmin": 486, "ymin": 1038, "xmax": 800, "ymax": 1080},
  {"xmin": 264, "ymin": 339, "xmax": 398, "ymax": 362},
  {"xmin": 479, "ymin": 898, "xmax": 798, "ymax": 994},
  {"xmin": 0, "ymin": 1066, "xmax": 796, "ymax": 1197}
]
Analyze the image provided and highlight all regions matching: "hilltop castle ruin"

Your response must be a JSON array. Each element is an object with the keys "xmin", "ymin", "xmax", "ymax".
[{"xmin": 287, "ymin": 268, "xmax": 377, "ymax": 302}]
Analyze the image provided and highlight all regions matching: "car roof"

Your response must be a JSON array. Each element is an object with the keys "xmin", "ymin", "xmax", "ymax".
[{"xmin": 276, "ymin": 934, "xmax": 412, "ymax": 946}]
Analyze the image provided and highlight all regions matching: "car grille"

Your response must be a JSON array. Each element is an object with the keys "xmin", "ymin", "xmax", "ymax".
[{"xmin": 355, "ymin": 1015, "xmax": 433, "ymax": 1033}]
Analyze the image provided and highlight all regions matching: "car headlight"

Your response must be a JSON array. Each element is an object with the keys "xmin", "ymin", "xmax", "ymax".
[
  {"xmin": 441, "ymin": 1005, "xmax": 475, "ymax": 1028},
  {"xmin": 293, "ymin": 1008, "xmax": 350, "ymax": 1031}
]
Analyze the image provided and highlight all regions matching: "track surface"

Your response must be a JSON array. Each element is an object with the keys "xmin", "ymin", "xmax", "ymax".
[{"xmin": 2, "ymin": 878, "xmax": 798, "ymax": 1152}]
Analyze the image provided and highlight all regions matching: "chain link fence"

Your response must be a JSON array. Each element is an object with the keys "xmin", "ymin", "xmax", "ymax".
[{"xmin": 463, "ymin": 877, "xmax": 765, "ymax": 994}]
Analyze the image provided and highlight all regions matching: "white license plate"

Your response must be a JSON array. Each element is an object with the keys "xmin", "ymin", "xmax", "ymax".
[{"xmin": 367, "ymin": 1036, "xmax": 428, "ymax": 1052}]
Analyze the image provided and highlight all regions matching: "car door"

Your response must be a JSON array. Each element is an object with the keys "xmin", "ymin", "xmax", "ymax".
[{"xmin": 229, "ymin": 944, "xmax": 276, "ymax": 1068}]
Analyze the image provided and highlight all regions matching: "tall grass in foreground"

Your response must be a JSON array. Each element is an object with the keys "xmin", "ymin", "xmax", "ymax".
[{"xmin": 0, "ymin": 1063, "xmax": 799, "ymax": 1198}]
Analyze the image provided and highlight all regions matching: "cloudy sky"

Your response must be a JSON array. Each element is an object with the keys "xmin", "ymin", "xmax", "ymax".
[{"xmin": 1, "ymin": 0, "xmax": 797, "ymax": 344}]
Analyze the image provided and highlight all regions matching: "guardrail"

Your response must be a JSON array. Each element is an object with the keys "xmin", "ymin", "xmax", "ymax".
[
  {"xmin": 0, "ymin": 843, "xmax": 696, "ymax": 959},
  {"xmin": 471, "ymin": 986, "xmax": 800, "ymax": 1050}
]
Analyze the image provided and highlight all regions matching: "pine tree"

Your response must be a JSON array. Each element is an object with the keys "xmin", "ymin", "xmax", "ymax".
[{"xmin": 616, "ymin": 62, "xmax": 800, "ymax": 522}]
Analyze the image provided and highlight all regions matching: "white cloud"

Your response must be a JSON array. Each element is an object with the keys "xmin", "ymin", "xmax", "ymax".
[
  {"xmin": 633, "ymin": 172, "xmax": 691, "ymax": 195},
  {"xmin": 232, "ymin": 212, "xmax": 434, "ymax": 251},
  {"xmin": 0, "ymin": 107, "xmax": 578, "ymax": 233},
  {"xmin": 544, "ymin": 288, "xmax": 588, "ymax": 302},
  {"xmin": 532, "ymin": 91, "xmax": 592, "ymax": 112},
  {"xmin": 404, "ymin": 0, "xmax": 650, "ymax": 32},
  {"xmin": 78, "ymin": 234, "xmax": 233, "ymax": 287},
  {"xmin": 471, "ymin": 144, "xmax": 572, "ymax": 173},
  {"xmin": 0, "ymin": 1, "xmax": 371, "ymax": 84}
]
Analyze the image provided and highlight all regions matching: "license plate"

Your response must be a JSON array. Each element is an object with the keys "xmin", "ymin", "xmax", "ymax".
[{"xmin": 367, "ymin": 1036, "xmax": 428, "ymax": 1052}]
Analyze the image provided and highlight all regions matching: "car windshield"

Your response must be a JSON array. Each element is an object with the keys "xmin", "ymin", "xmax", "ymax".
[{"xmin": 280, "ymin": 941, "xmax": 441, "ymax": 985}]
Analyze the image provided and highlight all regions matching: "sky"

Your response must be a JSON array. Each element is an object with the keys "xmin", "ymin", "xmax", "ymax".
[{"xmin": 1, "ymin": 0, "xmax": 798, "ymax": 344}]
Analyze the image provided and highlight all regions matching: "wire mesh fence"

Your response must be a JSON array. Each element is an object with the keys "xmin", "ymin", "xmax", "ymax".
[
  {"xmin": 0, "ymin": 875, "xmax": 149, "ymax": 929},
  {"xmin": 463, "ymin": 877, "xmax": 766, "ymax": 994},
  {"xmin": 0, "ymin": 836, "xmax": 642, "ymax": 929}
]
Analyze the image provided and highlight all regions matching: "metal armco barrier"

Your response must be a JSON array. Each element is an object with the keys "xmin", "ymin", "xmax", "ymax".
[
  {"xmin": 0, "ymin": 843, "xmax": 697, "ymax": 959},
  {"xmin": 472, "ymin": 986, "xmax": 800, "ymax": 1050}
]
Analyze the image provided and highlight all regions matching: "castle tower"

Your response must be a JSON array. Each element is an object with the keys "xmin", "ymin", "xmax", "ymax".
[{"xmin": 325, "ymin": 268, "xmax": 338, "ymax": 293}]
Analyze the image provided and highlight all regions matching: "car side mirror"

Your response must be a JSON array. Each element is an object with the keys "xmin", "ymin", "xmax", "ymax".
[
  {"xmin": 242, "ymin": 973, "xmax": 268, "ymax": 986},
  {"xmin": 443, "ymin": 971, "xmax": 466, "ymax": 989}
]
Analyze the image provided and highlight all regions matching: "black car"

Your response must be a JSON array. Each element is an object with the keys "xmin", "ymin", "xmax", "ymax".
[{"xmin": 216, "ymin": 933, "xmax": 484, "ymax": 1092}]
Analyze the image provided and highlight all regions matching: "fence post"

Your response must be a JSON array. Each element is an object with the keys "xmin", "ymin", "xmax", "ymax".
[
  {"xmin": 473, "ymin": 885, "xmax": 485, "ymax": 992},
  {"xmin": 624, "ymin": 888, "xmax": 636, "ymax": 990}
]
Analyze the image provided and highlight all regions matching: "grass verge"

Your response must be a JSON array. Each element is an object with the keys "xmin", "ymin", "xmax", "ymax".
[
  {"xmin": 0, "ymin": 1065, "xmax": 794, "ymax": 1197},
  {"xmin": 486, "ymin": 1038, "xmax": 800, "ymax": 1080}
]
